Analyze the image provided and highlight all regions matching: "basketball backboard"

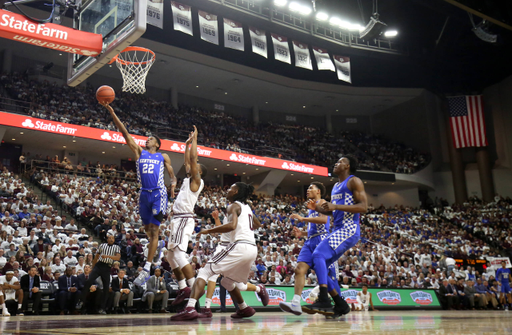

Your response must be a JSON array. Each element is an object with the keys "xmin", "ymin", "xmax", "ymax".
[{"xmin": 67, "ymin": 0, "xmax": 147, "ymax": 86}]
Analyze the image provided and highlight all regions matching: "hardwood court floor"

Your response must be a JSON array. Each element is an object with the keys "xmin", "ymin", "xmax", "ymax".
[{"xmin": 1, "ymin": 310, "xmax": 511, "ymax": 335}]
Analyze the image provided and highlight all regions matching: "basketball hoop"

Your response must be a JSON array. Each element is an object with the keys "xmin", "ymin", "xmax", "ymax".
[{"xmin": 109, "ymin": 46, "xmax": 156, "ymax": 94}]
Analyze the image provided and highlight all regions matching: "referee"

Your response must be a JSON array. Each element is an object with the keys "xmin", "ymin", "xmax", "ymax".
[{"xmin": 80, "ymin": 234, "xmax": 120, "ymax": 314}]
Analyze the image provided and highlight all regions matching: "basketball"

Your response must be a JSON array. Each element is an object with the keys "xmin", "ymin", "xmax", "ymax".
[{"xmin": 96, "ymin": 85, "xmax": 115, "ymax": 104}]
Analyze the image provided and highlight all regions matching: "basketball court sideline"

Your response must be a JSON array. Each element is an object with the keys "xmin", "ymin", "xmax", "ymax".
[{"xmin": 0, "ymin": 311, "xmax": 511, "ymax": 335}]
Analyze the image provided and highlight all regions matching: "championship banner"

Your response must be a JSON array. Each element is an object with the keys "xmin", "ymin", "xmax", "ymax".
[
  {"xmin": 487, "ymin": 257, "xmax": 512, "ymax": 270},
  {"xmin": 0, "ymin": 9, "xmax": 102, "ymax": 56},
  {"xmin": 249, "ymin": 27, "xmax": 267, "ymax": 58},
  {"xmin": 199, "ymin": 286, "xmax": 442, "ymax": 309},
  {"xmin": 292, "ymin": 41, "xmax": 312, "ymax": 70},
  {"xmin": 271, "ymin": 33, "xmax": 291, "ymax": 64},
  {"xmin": 198, "ymin": 10, "xmax": 218, "ymax": 45},
  {"xmin": 0, "ymin": 111, "xmax": 329, "ymax": 176},
  {"xmin": 171, "ymin": 1, "xmax": 193, "ymax": 36},
  {"xmin": 147, "ymin": 0, "xmax": 164, "ymax": 29},
  {"xmin": 333, "ymin": 55, "xmax": 352, "ymax": 83},
  {"xmin": 313, "ymin": 46, "xmax": 335, "ymax": 71},
  {"xmin": 223, "ymin": 18, "xmax": 244, "ymax": 51}
]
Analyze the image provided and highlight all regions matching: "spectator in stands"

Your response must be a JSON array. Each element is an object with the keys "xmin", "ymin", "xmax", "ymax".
[
  {"xmin": 112, "ymin": 269, "xmax": 133, "ymax": 314},
  {"xmin": 143, "ymin": 268, "xmax": 169, "ymax": 313},
  {"xmin": 57, "ymin": 267, "xmax": 81, "ymax": 315},
  {"xmin": 20, "ymin": 265, "xmax": 42, "ymax": 315},
  {"xmin": 51, "ymin": 256, "xmax": 66, "ymax": 274}
]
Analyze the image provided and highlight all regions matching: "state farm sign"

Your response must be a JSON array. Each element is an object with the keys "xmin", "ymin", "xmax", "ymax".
[
  {"xmin": 1, "ymin": 111, "xmax": 328, "ymax": 176},
  {"xmin": 0, "ymin": 9, "xmax": 102, "ymax": 56}
]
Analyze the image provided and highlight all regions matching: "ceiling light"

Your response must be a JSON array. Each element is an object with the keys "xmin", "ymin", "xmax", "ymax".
[
  {"xmin": 112, "ymin": 146, "xmax": 116, "ymax": 149},
  {"xmin": 256, "ymin": 168, "xmax": 259, "ymax": 171},
  {"xmin": 102, "ymin": 152, "xmax": 105, "ymax": 154},
  {"xmin": 224, "ymin": 92, "xmax": 228, "ymax": 95},
  {"xmin": 274, "ymin": 0, "xmax": 287, "ymax": 7},
  {"xmin": 19, "ymin": 132, "xmax": 23, "ymax": 135},
  {"xmin": 311, "ymin": 177, "xmax": 314, "ymax": 179},
  {"xmin": 196, "ymin": 85, "xmax": 199, "ymax": 88},
  {"xmin": 329, "ymin": 17, "xmax": 342, "ymax": 26},
  {"xmin": 303, "ymin": 105, "xmax": 306, "ymax": 108},
  {"xmin": 297, "ymin": 180, "xmax": 300, "ymax": 183},
  {"xmin": 11, "ymin": 138, "xmax": 15, "ymax": 141},
  {"xmin": 336, "ymin": 109, "xmax": 339, "ymax": 112},
  {"xmin": 384, "ymin": 30, "xmax": 398, "ymax": 37},
  {"xmin": 265, "ymin": 101, "xmax": 268, "ymax": 104},
  {"xmin": 291, "ymin": 173, "xmax": 294, "ymax": 176},
  {"xmin": 243, "ymin": 172, "xmax": 246, "ymax": 175},
  {"xmin": 72, "ymin": 140, "xmax": 76, "ymax": 143},
  {"xmin": 59, "ymin": 53, "xmax": 62, "ymax": 56},
  {"xmin": 63, "ymin": 146, "xmax": 66, "ymax": 148},
  {"xmin": 227, "ymin": 164, "xmax": 230, "ymax": 166},
  {"xmin": 316, "ymin": 12, "xmax": 328, "ymax": 21},
  {"xmin": 289, "ymin": 2, "xmax": 311, "ymax": 15},
  {"xmin": 214, "ymin": 167, "xmax": 218, "ymax": 171}
]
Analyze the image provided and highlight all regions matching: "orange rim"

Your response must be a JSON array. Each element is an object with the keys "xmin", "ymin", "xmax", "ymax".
[{"xmin": 108, "ymin": 46, "xmax": 156, "ymax": 66}]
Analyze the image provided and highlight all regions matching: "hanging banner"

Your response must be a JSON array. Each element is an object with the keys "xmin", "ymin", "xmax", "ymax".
[
  {"xmin": 249, "ymin": 27, "xmax": 267, "ymax": 58},
  {"xmin": 271, "ymin": 33, "xmax": 291, "ymax": 64},
  {"xmin": 223, "ymin": 18, "xmax": 244, "ymax": 51},
  {"xmin": 198, "ymin": 10, "xmax": 218, "ymax": 45},
  {"xmin": 333, "ymin": 55, "xmax": 352, "ymax": 83},
  {"xmin": 171, "ymin": 1, "xmax": 193, "ymax": 36},
  {"xmin": 292, "ymin": 41, "xmax": 312, "ymax": 70},
  {"xmin": 313, "ymin": 46, "xmax": 335, "ymax": 72},
  {"xmin": 147, "ymin": 0, "xmax": 164, "ymax": 29}
]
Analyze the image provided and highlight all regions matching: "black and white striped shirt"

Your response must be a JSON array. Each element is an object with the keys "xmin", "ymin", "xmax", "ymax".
[{"xmin": 98, "ymin": 243, "xmax": 121, "ymax": 266}]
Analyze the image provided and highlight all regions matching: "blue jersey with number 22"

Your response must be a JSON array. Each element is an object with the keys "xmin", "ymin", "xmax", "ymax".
[{"xmin": 137, "ymin": 150, "xmax": 165, "ymax": 190}]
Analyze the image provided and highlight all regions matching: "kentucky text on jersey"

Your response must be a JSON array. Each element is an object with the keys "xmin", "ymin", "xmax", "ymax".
[
  {"xmin": 331, "ymin": 175, "xmax": 360, "ymax": 230},
  {"xmin": 136, "ymin": 150, "xmax": 165, "ymax": 190}
]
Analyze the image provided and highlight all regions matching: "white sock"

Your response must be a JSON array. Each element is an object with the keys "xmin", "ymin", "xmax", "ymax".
[
  {"xmin": 255, "ymin": 285, "xmax": 261, "ymax": 293},
  {"xmin": 1, "ymin": 303, "xmax": 5, "ymax": 310},
  {"xmin": 187, "ymin": 277, "xmax": 195, "ymax": 288},
  {"xmin": 205, "ymin": 298, "xmax": 212, "ymax": 308},
  {"xmin": 292, "ymin": 294, "xmax": 301, "ymax": 304},
  {"xmin": 187, "ymin": 298, "xmax": 197, "ymax": 308},
  {"xmin": 178, "ymin": 279, "xmax": 187, "ymax": 290},
  {"xmin": 18, "ymin": 304, "xmax": 22, "ymax": 309},
  {"xmin": 143, "ymin": 262, "xmax": 151, "ymax": 272},
  {"xmin": 239, "ymin": 302, "xmax": 248, "ymax": 310}
]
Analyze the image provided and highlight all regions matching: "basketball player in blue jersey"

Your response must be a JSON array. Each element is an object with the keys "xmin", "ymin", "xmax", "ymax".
[
  {"xmin": 496, "ymin": 261, "xmax": 512, "ymax": 310},
  {"xmin": 279, "ymin": 182, "xmax": 347, "ymax": 317},
  {"xmin": 303, "ymin": 154, "xmax": 367, "ymax": 315},
  {"xmin": 101, "ymin": 102, "xmax": 177, "ymax": 282}
]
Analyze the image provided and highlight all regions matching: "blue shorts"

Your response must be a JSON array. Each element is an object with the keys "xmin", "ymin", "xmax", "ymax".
[
  {"xmin": 139, "ymin": 189, "xmax": 167, "ymax": 226},
  {"xmin": 501, "ymin": 282, "xmax": 511, "ymax": 294},
  {"xmin": 297, "ymin": 235, "xmax": 325, "ymax": 267},
  {"xmin": 313, "ymin": 225, "xmax": 360, "ymax": 268},
  {"xmin": 297, "ymin": 234, "xmax": 338, "ymax": 291}
]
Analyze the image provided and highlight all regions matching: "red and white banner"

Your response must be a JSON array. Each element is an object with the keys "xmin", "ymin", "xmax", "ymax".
[
  {"xmin": 249, "ymin": 27, "xmax": 267, "ymax": 58},
  {"xmin": 271, "ymin": 33, "xmax": 291, "ymax": 64},
  {"xmin": 0, "ymin": 9, "xmax": 102, "ymax": 56},
  {"xmin": 292, "ymin": 41, "xmax": 312, "ymax": 70},
  {"xmin": 198, "ymin": 10, "xmax": 218, "ymax": 45},
  {"xmin": 224, "ymin": 18, "xmax": 244, "ymax": 51},
  {"xmin": 171, "ymin": 1, "xmax": 193, "ymax": 36},
  {"xmin": 313, "ymin": 47, "xmax": 335, "ymax": 72},
  {"xmin": 333, "ymin": 55, "xmax": 352, "ymax": 83},
  {"xmin": 0, "ymin": 111, "xmax": 329, "ymax": 176}
]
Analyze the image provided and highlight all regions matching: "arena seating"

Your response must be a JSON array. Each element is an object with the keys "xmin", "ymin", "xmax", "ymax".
[
  {"xmin": 0, "ymin": 148, "xmax": 509, "ymax": 314},
  {"xmin": 1, "ymin": 72, "xmax": 429, "ymax": 174}
]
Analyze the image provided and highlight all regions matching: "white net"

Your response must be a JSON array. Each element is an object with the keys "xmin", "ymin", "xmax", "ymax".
[{"xmin": 113, "ymin": 47, "xmax": 155, "ymax": 94}]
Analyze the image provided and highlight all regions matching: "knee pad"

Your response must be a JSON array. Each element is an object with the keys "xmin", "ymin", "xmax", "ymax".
[
  {"xmin": 235, "ymin": 282, "xmax": 248, "ymax": 291},
  {"xmin": 220, "ymin": 277, "xmax": 236, "ymax": 292}
]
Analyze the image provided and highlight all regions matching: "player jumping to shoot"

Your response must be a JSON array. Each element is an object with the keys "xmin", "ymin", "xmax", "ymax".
[{"xmin": 102, "ymin": 102, "xmax": 177, "ymax": 283}]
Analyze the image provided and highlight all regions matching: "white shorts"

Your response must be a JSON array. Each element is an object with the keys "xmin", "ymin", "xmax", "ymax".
[
  {"xmin": 169, "ymin": 216, "xmax": 195, "ymax": 252},
  {"xmin": 207, "ymin": 242, "xmax": 257, "ymax": 284},
  {"xmin": 207, "ymin": 244, "xmax": 227, "ymax": 283}
]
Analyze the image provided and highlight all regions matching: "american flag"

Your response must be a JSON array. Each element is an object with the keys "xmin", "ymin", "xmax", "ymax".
[{"xmin": 448, "ymin": 95, "xmax": 487, "ymax": 149}]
